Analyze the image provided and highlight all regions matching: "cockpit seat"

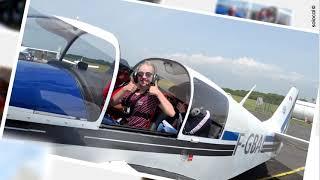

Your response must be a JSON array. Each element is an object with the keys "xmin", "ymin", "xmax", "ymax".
[{"xmin": 184, "ymin": 108, "xmax": 211, "ymax": 137}]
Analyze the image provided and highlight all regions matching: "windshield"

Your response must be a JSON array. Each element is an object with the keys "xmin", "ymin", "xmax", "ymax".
[
  {"xmin": 22, "ymin": 16, "xmax": 72, "ymax": 61},
  {"xmin": 14, "ymin": 15, "xmax": 117, "ymax": 122}
]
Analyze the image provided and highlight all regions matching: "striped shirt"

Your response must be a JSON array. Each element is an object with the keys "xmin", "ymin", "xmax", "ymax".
[{"xmin": 121, "ymin": 91, "xmax": 159, "ymax": 129}]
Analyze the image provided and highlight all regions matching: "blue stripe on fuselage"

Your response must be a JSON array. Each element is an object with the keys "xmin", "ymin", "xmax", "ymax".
[
  {"xmin": 222, "ymin": 131, "xmax": 239, "ymax": 141},
  {"xmin": 264, "ymin": 135, "xmax": 274, "ymax": 142}
]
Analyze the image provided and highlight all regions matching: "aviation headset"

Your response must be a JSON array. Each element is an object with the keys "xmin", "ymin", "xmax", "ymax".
[{"xmin": 132, "ymin": 62, "xmax": 158, "ymax": 86}]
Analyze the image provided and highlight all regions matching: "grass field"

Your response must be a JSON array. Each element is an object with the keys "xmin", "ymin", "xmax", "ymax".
[
  {"xmin": 230, "ymin": 96, "xmax": 312, "ymax": 126},
  {"xmin": 232, "ymin": 95, "xmax": 278, "ymax": 121},
  {"xmin": 231, "ymin": 95, "xmax": 279, "ymax": 118}
]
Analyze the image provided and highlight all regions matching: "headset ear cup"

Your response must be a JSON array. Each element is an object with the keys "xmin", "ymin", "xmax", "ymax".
[
  {"xmin": 150, "ymin": 74, "xmax": 158, "ymax": 85},
  {"xmin": 153, "ymin": 74, "xmax": 158, "ymax": 84},
  {"xmin": 152, "ymin": 74, "xmax": 155, "ymax": 84},
  {"xmin": 133, "ymin": 71, "xmax": 138, "ymax": 83}
]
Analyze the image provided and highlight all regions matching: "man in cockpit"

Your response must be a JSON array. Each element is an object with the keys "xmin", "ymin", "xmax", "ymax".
[{"xmin": 110, "ymin": 61, "xmax": 175, "ymax": 129}]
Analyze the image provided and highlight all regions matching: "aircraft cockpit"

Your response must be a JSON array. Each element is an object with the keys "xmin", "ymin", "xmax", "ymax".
[
  {"xmin": 101, "ymin": 58, "xmax": 190, "ymax": 135},
  {"xmin": 102, "ymin": 58, "xmax": 228, "ymax": 140}
]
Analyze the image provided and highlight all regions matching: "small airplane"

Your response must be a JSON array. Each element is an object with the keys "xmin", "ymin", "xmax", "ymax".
[{"xmin": 3, "ymin": 14, "xmax": 309, "ymax": 180}]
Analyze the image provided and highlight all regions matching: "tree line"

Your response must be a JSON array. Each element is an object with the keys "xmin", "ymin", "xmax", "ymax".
[{"xmin": 222, "ymin": 88, "xmax": 285, "ymax": 105}]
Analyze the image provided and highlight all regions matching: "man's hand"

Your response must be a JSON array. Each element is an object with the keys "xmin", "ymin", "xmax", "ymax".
[
  {"xmin": 152, "ymin": 80, "xmax": 176, "ymax": 117},
  {"xmin": 149, "ymin": 81, "xmax": 160, "ymax": 96},
  {"xmin": 123, "ymin": 77, "xmax": 137, "ymax": 92}
]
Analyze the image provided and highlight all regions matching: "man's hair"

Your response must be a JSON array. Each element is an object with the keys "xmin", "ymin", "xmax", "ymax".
[{"xmin": 136, "ymin": 61, "xmax": 156, "ymax": 74}]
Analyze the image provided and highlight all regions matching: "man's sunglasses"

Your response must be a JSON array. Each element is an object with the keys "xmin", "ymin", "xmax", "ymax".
[{"xmin": 137, "ymin": 71, "xmax": 153, "ymax": 78}]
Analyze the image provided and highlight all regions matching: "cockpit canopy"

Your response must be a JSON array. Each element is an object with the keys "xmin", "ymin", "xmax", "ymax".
[
  {"xmin": 12, "ymin": 15, "xmax": 119, "ymax": 122},
  {"xmin": 133, "ymin": 58, "xmax": 191, "ymax": 105}
]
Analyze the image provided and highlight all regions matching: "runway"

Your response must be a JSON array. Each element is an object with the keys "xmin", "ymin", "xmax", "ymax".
[{"xmin": 232, "ymin": 118, "xmax": 311, "ymax": 180}]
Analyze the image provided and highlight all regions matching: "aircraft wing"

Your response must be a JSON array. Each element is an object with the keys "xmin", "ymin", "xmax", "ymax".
[
  {"xmin": 275, "ymin": 132, "xmax": 309, "ymax": 151},
  {"xmin": 99, "ymin": 161, "xmax": 176, "ymax": 180},
  {"xmin": 240, "ymin": 85, "xmax": 256, "ymax": 106},
  {"xmin": 99, "ymin": 161, "xmax": 192, "ymax": 179},
  {"xmin": 49, "ymin": 155, "xmax": 174, "ymax": 180}
]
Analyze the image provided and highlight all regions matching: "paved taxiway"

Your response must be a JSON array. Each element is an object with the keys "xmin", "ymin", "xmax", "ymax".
[{"xmin": 232, "ymin": 118, "xmax": 311, "ymax": 180}]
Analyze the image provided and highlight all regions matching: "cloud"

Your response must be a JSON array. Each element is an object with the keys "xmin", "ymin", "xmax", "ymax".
[
  {"xmin": 232, "ymin": 57, "xmax": 278, "ymax": 71},
  {"xmin": 163, "ymin": 53, "xmax": 304, "ymax": 83},
  {"xmin": 168, "ymin": 53, "xmax": 226, "ymax": 65}
]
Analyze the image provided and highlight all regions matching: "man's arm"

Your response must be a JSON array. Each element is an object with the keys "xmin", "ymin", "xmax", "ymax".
[
  {"xmin": 157, "ymin": 92, "xmax": 176, "ymax": 117},
  {"xmin": 149, "ymin": 84, "xmax": 175, "ymax": 117},
  {"xmin": 111, "ymin": 79, "xmax": 137, "ymax": 106}
]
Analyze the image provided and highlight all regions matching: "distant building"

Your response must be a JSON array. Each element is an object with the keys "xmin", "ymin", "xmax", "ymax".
[{"xmin": 21, "ymin": 46, "xmax": 59, "ymax": 61}]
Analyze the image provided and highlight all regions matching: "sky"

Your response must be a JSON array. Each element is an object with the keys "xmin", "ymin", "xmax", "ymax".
[{"xmin": 28, "ymin": 0, "xmax": 319, "ymax": 100}]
